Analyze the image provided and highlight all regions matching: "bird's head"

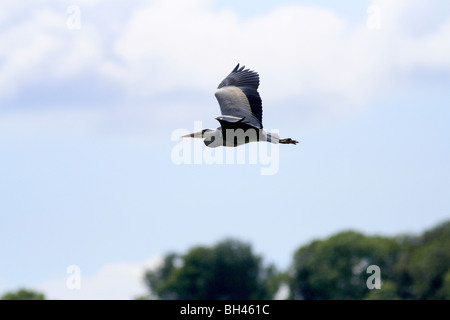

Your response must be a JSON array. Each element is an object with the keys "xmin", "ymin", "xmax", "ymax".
[{"xmin": 182, "ymin": 129, "xmax": 221, "ymax": 147}]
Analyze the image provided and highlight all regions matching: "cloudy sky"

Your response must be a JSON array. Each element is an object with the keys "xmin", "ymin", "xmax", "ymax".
[{"xmin": 0, "ymin": 0, "xmax": 449, "ymax": 299}]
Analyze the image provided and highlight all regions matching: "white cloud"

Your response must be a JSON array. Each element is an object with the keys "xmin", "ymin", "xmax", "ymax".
[
  {"xmin": 93, "ymin": 0, "xmax": 450, "ymax": 127},
  {"xmin": 108, "ymin": 0, "xmax": 450, "ymax": 97},
  {"xmin": 109, "ymin": 1, "xmax": 350, "ymax": 100},
  {"xmin": 0, "ymin": 5, "xmax": 103, "ymax": 97},
  {"xmin": 0, "ymin": 0, "xmax": 449, "ymax": 134},
  {"xmin": 369, "ymin": 0, "xmax": 450, "ymax": 72},
  {"xmin": 38, "ymin": 256, "xmax": 162, "ymax": 300}
]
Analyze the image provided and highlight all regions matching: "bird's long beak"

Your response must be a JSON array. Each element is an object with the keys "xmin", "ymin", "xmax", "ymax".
[
  {"xmin": 182, "ymin": 132, "xmax": 202, "ymax": 138},
  {"xmin": 182, "ymin": 133, "xmax": 195, "ymax": 138}
]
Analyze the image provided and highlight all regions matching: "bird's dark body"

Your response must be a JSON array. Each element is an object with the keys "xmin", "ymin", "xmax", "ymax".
[{"xmin": 217, "ymin": 117, "xmax": 262, "ymax": 147}]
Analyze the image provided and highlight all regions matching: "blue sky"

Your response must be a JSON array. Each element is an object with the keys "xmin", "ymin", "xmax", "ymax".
[{"xmin": 0, "ymin": 0, "xmax": 449, "ymax": 299}]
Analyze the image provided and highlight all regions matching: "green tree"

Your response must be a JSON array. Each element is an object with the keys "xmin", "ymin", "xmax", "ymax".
[
  {"xmin": 143, "ymin": 220, "xmax": 449, "ymax": 300},
  {"xmin": 399, "ymin": 220, "xmax": 450, "ymax": 299},
  {"xmin": 289, "ymin": 231, "xmax": 401, "ymax": 299},
  {"xmin": 144, "ymin": 239, "xmax": 279, "ymax": 299},
  {"xmin": 1, "ymin": 288, "xmax": 45, "ymax": 300},
  {"xmin": 289, "ymin": 220, "xmax": 450, "ymax": 300},
  {"xmin": 365, "ymin": 280, "xmax": 400, "ymax": 300}
]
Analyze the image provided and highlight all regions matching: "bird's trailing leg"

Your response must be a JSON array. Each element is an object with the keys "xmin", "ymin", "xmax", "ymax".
[{"xmin": 279, "ymin": 138, "xmax": 299, "ymax": 145}]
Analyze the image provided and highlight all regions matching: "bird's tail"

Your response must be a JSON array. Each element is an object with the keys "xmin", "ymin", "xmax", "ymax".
[{"xmin": 266, "ymin": 132, "xmax": 279, "ymax": 144}]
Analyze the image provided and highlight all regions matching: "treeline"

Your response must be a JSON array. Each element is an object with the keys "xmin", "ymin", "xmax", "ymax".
[
  {"xmin": 2, "ymin": 220, "xmax": 448, "ymax": 300},
  {"xmin": 143, "ymin": 220, "xmax": 449, "ymax": 300}
]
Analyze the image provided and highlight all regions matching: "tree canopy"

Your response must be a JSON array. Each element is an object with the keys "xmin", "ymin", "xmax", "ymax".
[
  {"xmin": 4, "ymin": 221, "xmax": 448, "ymax": 300},
  {"xmin": 289, "ymin": 220, "xmax": 450, "ymax": 299},
  {"xmin": 1, "ymin": 288, "xmax": 45, "ymax": 300},
  {"xmin": 143, "ymin": 220, "xmax": 449, "ymax": 300},
  {"xmin": 144, "ymin": 239, "xmax": 278, "ymax": 300}
]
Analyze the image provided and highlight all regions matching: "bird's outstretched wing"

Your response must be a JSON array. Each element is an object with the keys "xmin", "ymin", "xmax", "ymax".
[{"xmin": 214, "ymin": 64, "xmax": 263, "ymax": 129}]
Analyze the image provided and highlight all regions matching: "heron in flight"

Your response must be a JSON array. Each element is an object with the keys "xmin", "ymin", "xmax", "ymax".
[{"xmin": 182, "ymin": 64, "xmax": 298, "ymax": 147}]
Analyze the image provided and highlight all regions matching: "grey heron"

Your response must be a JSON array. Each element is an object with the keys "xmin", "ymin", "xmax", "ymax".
[{"xmin": 182, "ymin": 64, "xmax": 298, "ymax": 147}]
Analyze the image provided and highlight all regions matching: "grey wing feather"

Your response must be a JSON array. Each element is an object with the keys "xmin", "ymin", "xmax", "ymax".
[{"xmin": 214, "ymin": 64, "xmax": 263, "ymax": 129}]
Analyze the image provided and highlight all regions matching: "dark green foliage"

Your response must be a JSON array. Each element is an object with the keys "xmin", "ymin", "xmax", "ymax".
[
  {"xmin": 396, "ymin": 221, "xmax": 450, "ymax": 299},
  {"xmin": 144, "ymin": 239, "xmax": 278, "ymax": 300},
  {"xmin": 1, "ymin": 288, "xmax": 45, "ymax": 300},
  {"xmin": 290, "ymin": 231, "xmax": 401, "ymax": 299},
  {"xmin": 142, "ymin": 220, "xmax": 449, "ymax": 300},
  {"xmin": 289, "ymin": 220, "xmax": 450, "ymax": 300}
]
